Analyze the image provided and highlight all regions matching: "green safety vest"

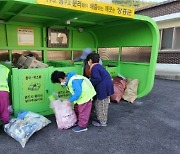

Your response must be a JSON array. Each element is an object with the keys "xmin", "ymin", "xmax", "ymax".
[
  {"xmin": 0, "ymin": 64, "xmax": 9, "ymax": 92},
  {"xmin": 68, "ymin": 75, "xmax": 96, "ymax": 104}
]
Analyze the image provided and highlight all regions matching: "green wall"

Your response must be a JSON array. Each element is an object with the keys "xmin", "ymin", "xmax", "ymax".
[
  {"xmin": 93, "ymin": 21, "xmax": 152, "ymax": 47},
  {"xmin": 92, "ymin": 20, "xmax": 158, "ymax": 97},
  {"xmin": 0, "ymin": 23, "xmax": 96, "ymax": 50},
  {"xmin": 72, "ymin": 30, "xmax": 96, "ymax": 49},
  {"xmin": 0, "ymin": 24, "xmax": 7, "ymax": 47},
  {"xmin": 0, "ymin": 20, "xmax": 158, "ymax": 98},
  {"xmin": 0, "ymin": 16, "xmax": 159, "ymax": 116},
  {"xmin": 6, "ymin": 25, "xmax": 42, "ymax": 48}
]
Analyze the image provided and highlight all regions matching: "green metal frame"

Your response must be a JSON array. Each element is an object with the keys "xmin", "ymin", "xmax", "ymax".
[{"xmin": 0, "ymin": 0, "xmax": 159, "ymax": 116}]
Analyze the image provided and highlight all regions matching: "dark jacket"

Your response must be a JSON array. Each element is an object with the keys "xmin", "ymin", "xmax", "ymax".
[{"xmin": 90, "ymin": 64, "xmax": 114, "ymax": 100}]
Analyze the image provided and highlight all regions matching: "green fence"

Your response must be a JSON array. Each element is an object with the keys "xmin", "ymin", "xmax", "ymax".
[{"xmin": 12, "ymin": 65, "xmax": 83, "ymax": 116}]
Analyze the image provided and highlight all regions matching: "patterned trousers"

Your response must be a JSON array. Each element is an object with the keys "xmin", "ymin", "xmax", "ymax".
[{"xmin": 94, "ymin": 97, "xmax": 110, "ymax": 123}]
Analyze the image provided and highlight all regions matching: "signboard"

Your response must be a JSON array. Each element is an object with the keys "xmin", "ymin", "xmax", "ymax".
[
  {"xmin": 22, "ymin": 73, "xmax": 45, "ymax": 104},
  {"xmin": 37, "ymin": 0, "xmax": 135, "ymax": 18},
  {"xmin": 56, "ymin": 85, "xmax": 70, "ymax": 98},
  {"xmin": 17, "ymin": 28, "xmax": 34, "ymax": 46}
]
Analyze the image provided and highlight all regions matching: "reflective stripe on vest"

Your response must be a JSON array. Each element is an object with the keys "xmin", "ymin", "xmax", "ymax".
[
  {"xmin": 68, "ymin": 75, "xmax": 96, "ymax": 104},
  {"xmin": 0, "ymin": 64, "xmax": 9, "ymax": 92}
]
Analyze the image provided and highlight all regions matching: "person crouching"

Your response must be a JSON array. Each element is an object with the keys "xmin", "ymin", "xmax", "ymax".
[{"xmin": 51, "ymin": 71, "xmax": 96, "ymax": 132}]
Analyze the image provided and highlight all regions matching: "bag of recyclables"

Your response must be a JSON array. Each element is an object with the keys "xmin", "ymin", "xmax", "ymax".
[
  {"xmin": 4, "ymin": 111, "xmax": 51, "ymax": 148},
  {"xmin": 49, "ymin": 94, "xmax": 77, "ymax": 130}
]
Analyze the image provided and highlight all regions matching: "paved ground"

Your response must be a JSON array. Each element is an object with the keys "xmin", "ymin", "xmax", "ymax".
[{"xmin": 0, "ymin": 79, "xmax": 180, "ymax": 154}]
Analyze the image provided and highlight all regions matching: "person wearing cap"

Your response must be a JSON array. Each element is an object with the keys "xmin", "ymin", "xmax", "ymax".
[
  {"xmin": 74, "ymin": 48, "xmax": 92, "ymax": 62},
  {"xmin": 70, "ymin": 48, "xmax": 102, "ymax": 78}
]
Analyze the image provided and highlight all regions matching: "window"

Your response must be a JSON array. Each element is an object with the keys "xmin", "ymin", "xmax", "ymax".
[
  {"xmin": 73, "ymin": 51, "xmax": 82, "ymax": 60},
  {"xmin": 47, "ymin": 51, "xmax": 71, "ymax": 61},
  {"xmin": 160, "ymin": 27, "xmax": 180, "ymax": 50},
  {"xmin": 47, "ymin": 28, "xmax": 69, "ymax": 48},
  {"xmin": 0, "ymin": 50, "xmax": 9, "ymax": 62},
  {"xmin": 121, "ymin": 47, "xmax": 151, "ymax": 63},
  {"xmin": 174, "ymin": 27, "xmax": 180, "ymax": 49},
  {"xmin": 98, "ymin": 48, "xmax": 119, "ymax": 60},
  {"xmin": 161, "ymin": 28, "xmax": 173, "ymax": 50},
  {"xmin": 159, "ymin": 27, "xmax": 180, "ymax": 64}
]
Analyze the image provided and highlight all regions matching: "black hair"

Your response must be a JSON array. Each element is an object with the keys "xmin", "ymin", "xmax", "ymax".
[
  {"xmin": 86, "ymin": 53, "xmax": 100, "ymax": 63},
  {"xmin": 51, "ymin": 71, "xmax": 66, "ymax": 83}
]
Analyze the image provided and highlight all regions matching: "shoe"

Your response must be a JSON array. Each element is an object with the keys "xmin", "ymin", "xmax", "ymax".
[
  {"xmin": 92, "ymin": 120, "xmax": 107, "ymax": 127},
  {"xmin": 8, "ymin": 105, "xmax": 13, "ymax": 114},
  {"xmin": 72, "ymin": 126, "xmax": 88, "ymax": 132}
]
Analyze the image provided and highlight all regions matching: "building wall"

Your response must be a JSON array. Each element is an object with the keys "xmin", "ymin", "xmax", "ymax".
[
  {"xmin": 157, "ymin": 19, "xmax": 180, "ymax": 64},
  {"xmin": 136, "ymin": 1, "xmax": 180, "ymax": 64},
  {"xmin": 157, "ymin": 19, "xmax": 180, "ymax": 29},
  {"xmin": 156, "ymin": 18, "xmax": 180, "ymax": 64}
]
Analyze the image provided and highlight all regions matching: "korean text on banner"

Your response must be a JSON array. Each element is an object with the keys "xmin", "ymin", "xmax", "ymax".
[{"xmin": 37, "ymin": 0, "xmax": 135, "ymax": 18}]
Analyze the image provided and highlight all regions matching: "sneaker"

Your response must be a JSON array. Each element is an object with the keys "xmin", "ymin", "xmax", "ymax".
[
  {"xmin": 8, "ymin": 105, "xmax": 13, "ymax": 114},
  {"xmin": 92, "ymin": 120, "xmax": 107, "ymax": 127},
  {"xmin": 72, "ymin": 126, "xmax": 88, "ymax": 132}
]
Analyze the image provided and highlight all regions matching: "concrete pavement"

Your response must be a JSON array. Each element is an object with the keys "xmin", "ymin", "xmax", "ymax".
[
  {"xmin": 0, "ymin": 79, "xmax": 180, "ymax": 154},
  {"xmin": 156, "ymin": 64, "xmax": 180, "ymax": 80}
]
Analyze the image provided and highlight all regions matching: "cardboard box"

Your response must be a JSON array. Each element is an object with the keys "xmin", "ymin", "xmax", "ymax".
[
  {"xmin": 23, "ymin": 57, "xmax": 48, "ymax": 68},
  {"xmin": 16, "ymin": 55, "xmax": 27, "ymax": 68}
]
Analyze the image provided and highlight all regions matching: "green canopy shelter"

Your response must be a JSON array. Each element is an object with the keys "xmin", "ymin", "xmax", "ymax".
[{"xmin": 0, "ymin": 0, "xmax": 159, "ymax": 115}]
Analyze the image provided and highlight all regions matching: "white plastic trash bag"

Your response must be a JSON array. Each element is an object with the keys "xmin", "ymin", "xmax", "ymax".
[
  {"xmin": 4, "ymin": 111, "xmax": 51, "ymax": 148},
  {"xmin": 50, "ymin": 99, "xmax": 77, "ymax": 130}
]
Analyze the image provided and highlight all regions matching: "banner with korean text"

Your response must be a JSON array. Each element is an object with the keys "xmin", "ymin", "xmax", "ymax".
[{"xmin": 37, "ymin": 0, "xmax": 135, "ymax": 18}]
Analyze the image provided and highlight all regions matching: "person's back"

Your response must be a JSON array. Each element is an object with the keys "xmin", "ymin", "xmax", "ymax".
[
  {"xmin": 90, "ymin": 64, "xmax": 114, "ymax": 100},
  {"xmin": 86, "ymin": 53, "xmax": 114, "ymax": 127},
  {"xmin": 66, "ymin": 72, "xmax": 96, "ymax": 104}
]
